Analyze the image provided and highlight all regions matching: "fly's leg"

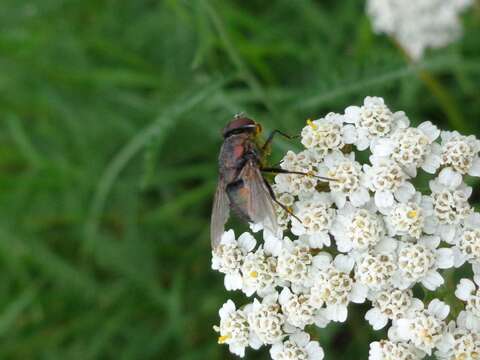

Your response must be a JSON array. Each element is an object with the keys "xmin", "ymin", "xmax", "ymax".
[
  {"xmin": 262, "ymin": 130, "xmax": 299, "ymax": 152},
  {"xmin": 263, "ymin": 178, "xmax": 302, "ymax": 223},
  {"xmin": 261, "ymin": 167, "xmax": 334, "ymax": 182}
]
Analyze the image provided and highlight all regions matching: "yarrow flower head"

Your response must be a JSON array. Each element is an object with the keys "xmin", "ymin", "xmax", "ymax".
[
  {"xmin": 301, "ymin": 112, "xmax": 353, "ymax": 156},
  {"xmin": 214, "ymin": 300, "xmax": 259, "ymax": 357},
  {"xmin": 270, "ymin": 332, "xmax": 324, "ymax": 360},
  {"xmin": 344, "ymin": 96, "xmax": 409, "ymax": 151},
  {"xmin": 455, "ymin": 277, "xmax": 480, "ymax": 332},
  {"xmin": 212, "ymin": 96, "xmax": 480, "ymax": 359},
  {"xmin": 393, "ymin": 236, "xmax": 454, "ymax": 290},
  {"xmin": 440, "ymin": 130, "xmax": 480, "ymax": 177},
  {"xmin": 365, "ymin": 288, "xmax": 422, "ymax": 330},
  {"xmin": 211, "ymin": 230, "xmax": 256, "ymax": 290},
  {"xmin": 371, "ymin": 121, "xmax": 442, "ymax": 177},
  {"xmin": 369, "ymin": 339, "xmax": 425, "ymax": 360},
  {"xmin": 436, "ymin": 318, "xmax": 480, "ymax": 360},
  {"xmin": 317, "ymin": 151, "xmax": 370, "ymax": 208},
  {"xmin": 366, "ymin": 0, "xmax": 473, "ymax": 60},
  {"xmin": 392, "ymin": 299, "xmax": 450, "ymax": 355},
  {"xmin": 331, "ymin": 203, "xmax": 385, "ymax": 253},
  {"xmin": 275, "ymin": 150, "xmax": 319, "ymax": 196},
  {"xmin": 451, "ymin": 213, "xmax": 480, "ymax": 267}
]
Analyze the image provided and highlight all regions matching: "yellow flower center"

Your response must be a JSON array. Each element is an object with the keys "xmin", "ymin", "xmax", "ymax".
[
  {"xmin": 407, "ymin": 210, "xmax": 418, "ymax": 219},
  {"xmin": 250, "ymin": 271, "xmax": 258, "ymax": 278},
  {"xmin": 306, "ymin": 119, "xmax": 317, "ymax": 130},
  {"xmin": 218, "ymin": 335, "xmax": 231, "ymax": 344}
]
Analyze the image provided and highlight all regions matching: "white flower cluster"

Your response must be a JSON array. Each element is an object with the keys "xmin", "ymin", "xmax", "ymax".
[
  {"xmin": 366, "ymin": 0, "xmax": 473, "ymax": 60},
  {"xmin": 212, "ymin": 96, "xmax": 480, "ymax": 359}
]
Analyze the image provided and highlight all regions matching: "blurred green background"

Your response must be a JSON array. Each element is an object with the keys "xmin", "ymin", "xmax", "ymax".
[{"xmin": 0, "ymin": 0, "xmax": 479, "ymax": 359}]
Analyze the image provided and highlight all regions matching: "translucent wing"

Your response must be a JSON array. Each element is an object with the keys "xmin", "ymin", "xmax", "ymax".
[
  {"xmin": 210, "ymin": 177, "xmax": 230, "ymax": 249},
  {"xmin": 239, "ymin": 160, "xmax": 279, "ymax": 237}
]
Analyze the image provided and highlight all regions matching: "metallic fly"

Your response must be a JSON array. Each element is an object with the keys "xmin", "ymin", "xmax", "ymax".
[{"xmin": 211, "ymin": 114, "xmax": 331, "ymax": 249}]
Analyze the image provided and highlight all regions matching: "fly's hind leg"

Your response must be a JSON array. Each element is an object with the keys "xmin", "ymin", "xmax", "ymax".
[
  {"xmin": 263, "ymin": 178, "xmax": 302, "ymax": 224},
  {"xmin": 261, "ymin": 167, "xmax": 333, "ymax": 182}
]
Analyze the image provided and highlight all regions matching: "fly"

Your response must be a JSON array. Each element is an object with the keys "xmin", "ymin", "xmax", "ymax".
[{"xmin": 211, "ymin": 114, "xmax": 331, "ymax": 249}]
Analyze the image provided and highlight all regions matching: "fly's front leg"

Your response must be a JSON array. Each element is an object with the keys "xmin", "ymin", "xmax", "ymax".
[{"xmin": 262, "ymin": 130, "xmax": 299, "ymax": 152}]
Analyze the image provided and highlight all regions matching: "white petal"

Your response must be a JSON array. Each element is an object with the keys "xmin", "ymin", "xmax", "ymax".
[
  {"xmin": 238, "ymin": 232, "xmax": 256, "ymax": 253},
  {"xmin": 314, "ymin": 310, "xmax": 331, "ymax": 328},
  {"xmin": 375, "ymin": 190, "xmax": 394, "ymax": 209},
  {"xmin": 465, "ymin": 213, "xmax": 480, "ymax": 229},
  {"xmin": 393, "ymin": 111, "xmax": 410, "ymax": 128},
  {"xmin": 343, "ymin": 124, "xmax": 357, "ymax": 144},
  {"xmin": 371, "ymin": 138, "xmax": 394, "ymax": 157},
  {"xmin": 306, "ymin": 341, "xmax": 324, "ymax": 360},
  {"xmin": 375, "ymin": 237, "xmax": 398, "ymax": 254},
  {"xmin": 249, "ymin": 222, "xmax": 263, "ymax": 233},
  {"xmin": 452, "ymin": 247, "xmax": 467, "ymax": 268},
  {"xmin": 230, "ymin": 344, "xmax": 246, "ymax": 357},
  {"xmin": 409, "ymin": 298, "xmax": 425, "ymax": 313},
  {"xmin": 264, "ymin": 234, "xmax": 283, "ymax": 257},
  {"xmin": 249, "ymin": 333, "xmax": 263, "ymax": 350},
  {"xmin": 436, "ymin": 248, "xmax": 454, "ymax": 269},
  {"xmin": 332, "ymin": 191, "xmax": 347, "ymax": 209},
  {"xmin": 369, "ymin": 342, "xmax": 383, "ymax": 360},
  {"xmin": 423, "ymin": 216, "xmax": 437, "ymax": 235},
  {"xmin": 333, "ymin": 254, "xmax": 354, "ymax": 273},
  {"xmin": 421, "ymin": 270, "xmax": 444, "ymax": 291},
  {"xmin": 224, "ymin": 272, "xmax": 243, "ymax": 291},
  {"xmin": 419, "ymin": 235, "xmax": 440, "ymax": 249},
  {"xmin": 455, "ymin": 278, "xmax": 475, "ymax": 301},
  {"xmin": 263, "ymin": 291, "xmax": 279, "ymax": 304},
  {"xmin": 344, "ymin": 106, "xmax": 361, "ymax": 123},
  {"xmin": 350, "ymin": 187, "xmax": 370, "ymax": 207},
  {"xmin": 395, "ymin": 319, "xmax": 412, "ymax": 341},
  {"xmin": 309, "ymin": 232, "xmax": 330, "ymax": 248},
  {"xmin": 357, "ymin": 138, "xmax": 370, "ymax": 151},
  {"xmin": 427, "ymin": 299, "xmax": 450, "ymax": 320},
  {"xmin": 438, "ymin": 167, "xmax": 462, "ymax": 189},
  {"xmin": 394, "ymin": 182, "xmax": 415, "ymax": 203},
  {"xmin": 418, "ymin": 121, "xmax": 440, "ymax": 142},
  {"xmin": 219, "ymin": 299, "xmax": 236, "ymax": 318},
  {"xmin": 327, "ymin": 304, "xmax": 348, "ymax": 322},
  {"xmin": 403, "ymin": 164, "xmax": 417, "ymax": 178},
  {"xmin": 468, "ymin": 156, "xmax": 480, "ymax": 176},
  {"xmin": 437, "ymin": 332, "xmax": 455, "ymax": 353},
  {"xmin": 365, "ymin": 308, "xmax": 388, "ymax": 330},
  {"xmin": 313, "ymin": 252, "xmax": 332, "ymax": 270},
  {"xmin": 421, "ymin": 153, "xmax": 441, "ymax": 174},
  {"xmin": 437, "ymin": 224, "xmax": 456, "ymax": 243},
  {"xmin": 350, "ymin": 283, "xmax": 368, "ymax": 303},
  {"xmin": 221, "ymin": 229, "xmax": 236, "ymax": 245},
  {"xmin": 278, "ymin": 287, "xmax": 292, "ymax": 305},
  {"xmin": 473, "ymin": 263, "xmax": 480, "ymax": 285},
  {"xmin": 334, "ymin": 238, "xmax": 353, "ymax": 253},
  {"xmin": 291, "ymin": 331, "xmax": 310, "ymax": 347},
  {"xmin": 391, "ymin": 271, "xmax": 412, "ymax": 290}
]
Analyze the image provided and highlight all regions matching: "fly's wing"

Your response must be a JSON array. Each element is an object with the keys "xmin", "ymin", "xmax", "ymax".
[
  {"xmin": 211, "ymin": 178, "xmax": 230, "ymax": 249},
  {"xmin": 240, "ymin": 160, "xmax": 279, "ymax": 237}
]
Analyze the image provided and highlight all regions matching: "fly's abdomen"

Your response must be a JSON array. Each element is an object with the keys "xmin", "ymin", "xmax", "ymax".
[{"xmin": 226, "ymin": 180, "xmax": 252, "ymax": 222}]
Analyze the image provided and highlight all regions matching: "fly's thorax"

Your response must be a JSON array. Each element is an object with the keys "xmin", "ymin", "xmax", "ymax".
[{"xmin": 219, "ymin": 133, "xmax": 260, "ymax": 183}]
